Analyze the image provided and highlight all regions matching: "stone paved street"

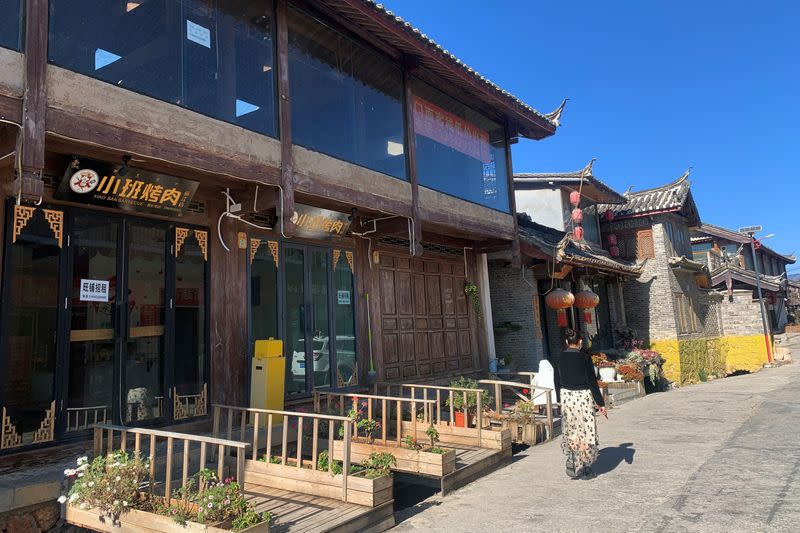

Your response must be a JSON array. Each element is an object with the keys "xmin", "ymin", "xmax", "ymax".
[{"xmin": 394, "ymin": 356, "xmax": 800, "ymax": 532}]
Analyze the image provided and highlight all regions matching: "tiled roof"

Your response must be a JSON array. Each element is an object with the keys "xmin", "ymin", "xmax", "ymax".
[
  {"xmin": 710, "ymin": 264, "xmax": 785, "ymax": 293},
  {"xmin": 691, "ymin": 223, "xmax": 796, "ymax": 264},
  {"xmin": 601, "ymin": 169, "xmax": 692, "ymax": 217},
  {"xmin": 319, "ymin": 0, "xmax": 563, "ymax": 139},
  {"xmin": 514, "ymin": 159, "xmax": 627, "ymax": 205},
  {"xmin": 517, "ymin": 214, "xmax": 642, "ymax": 276}
]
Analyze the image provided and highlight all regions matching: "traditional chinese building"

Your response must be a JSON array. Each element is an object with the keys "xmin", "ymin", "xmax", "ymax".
[
  {"xmin": 0, "ymin": 0, "xmax": 564, "ymax": 515},
  {"xmin": 488, "ymin": 161, "xmax": 640, "ymax": 371}
]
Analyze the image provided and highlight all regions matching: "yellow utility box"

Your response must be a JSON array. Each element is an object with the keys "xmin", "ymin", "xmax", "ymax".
[{"xmin": 250, "ymin": 339, "xmax": 284, "ymax": 425}]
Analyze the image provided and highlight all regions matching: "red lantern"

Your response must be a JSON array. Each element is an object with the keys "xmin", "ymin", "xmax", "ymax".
[
  {"xmin": 607, "ymin": 233, "xmax": 618, "ymax": 246},
  {"xmin": 609, "ymin": 245, "xmax": 620, "ymax": 257},
  {"xmin": 545, "ymin": 288, "xmax": 575, "ymax": 327},
  {"xmin": 574, "ymin": 290, "xmax": 600, "ymax": 325},
  {"xmin": 571, "ymin": 208, "xmax": 583, "ymax": 224},
  {"xmin": 569, "ymin": 191, "xmax": 581, "ymax": 206},
  {"xmin": 603, "ymin": 209, "xmax": 615, "ymax": 222},
  {"xmin": 573, "ymin": 226, "xmax": 584, "ymax": 240}
]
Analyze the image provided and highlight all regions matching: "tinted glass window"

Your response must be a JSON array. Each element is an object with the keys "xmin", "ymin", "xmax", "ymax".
[
  {"xmin": 49, "ymin": 0, "xmax": 277, "ymax": 137},
  {"xmin": 412, "ymin": 79, "xmax": 510, "ymax": 212},
  {"xmin": 0, "ymin": 0, "xmax": 22, "ymax": 51},
  {"xmin": 288, "ymin": 6, "xmax": 406, "ymax": 180}
]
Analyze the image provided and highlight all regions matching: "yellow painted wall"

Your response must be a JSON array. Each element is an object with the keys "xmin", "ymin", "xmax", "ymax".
[
  {"xmin": 650, "ymin": 335, "xmax": 769, "ymax": 385},
  {"xmin": 717, "ymin": 335, "xmax": 770, "ymax": 374},
  {"xmin": 650, "ymin": 339, "xmax": 681, "ymax": 383}
]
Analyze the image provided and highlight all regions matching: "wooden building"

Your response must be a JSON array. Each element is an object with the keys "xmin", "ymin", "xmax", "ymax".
[{"xmin": 0, "ymin": 0, "xmax": 564, "ymax": 462}]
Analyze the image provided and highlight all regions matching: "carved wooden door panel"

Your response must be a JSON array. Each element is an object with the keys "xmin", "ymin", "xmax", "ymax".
[{"xmin": 378, "ymin": 252, "xmax": 476, "ymax": 382}]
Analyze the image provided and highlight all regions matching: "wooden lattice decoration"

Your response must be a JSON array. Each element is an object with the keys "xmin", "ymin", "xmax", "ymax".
[
  {"xmin": 1, "ymin": 407, "xmax": 22, "ymax": 449},
  {"xmin": 32, "ymin": 401, "xmax": 56, "ymax": 444},
  {"xmin": 250, "ymin": 238, "xmax": 262, "ymax": 265},
  {"xmin": 173, "ymin": 383, "xmax": 208, "ymax": 420},
  {"xmin": 333, "ymin": 250, "xmax": 341, "ymax": 270},
  {"xmin": 268, "ymin": 240, "xmax": 279, "ymax": 267},
  {"xmin": 12, "ymin": 205, "xmax": 36, "ymax": 243},
  {"xmin": 175, "ymin": 227, "xmax": 189, "ymax": 257},
  {"xmin": 345, "ymin": 251, "xmax": 354, "ymax": 271},
  {"xmin": 194, "ymin": 230, "xmax": 208, "ymax": 261},
  {"xmin": 42, "ymin": 209, "xmax": 64, "ymax": 248}
]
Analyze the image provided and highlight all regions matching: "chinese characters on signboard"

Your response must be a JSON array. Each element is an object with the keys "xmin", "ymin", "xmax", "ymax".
[
  {"xmin": 290, "ymin": 204, "xmax": 351, "ymax": 239},
  {"xmin": 56, "ymin": 159, "xmax": 199, "ymax": 216},
  {"xmin": 412, "ymin": 96, "xmax": 491, "ymax": 163},
  {"xmin": 80, "ymin": 279, "xmax": 109, "ymax": 302}
]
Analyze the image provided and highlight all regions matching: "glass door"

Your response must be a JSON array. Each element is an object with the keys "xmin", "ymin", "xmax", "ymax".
[
  {"xmin": 123, "ymin": 223, "xmax": 167, "ymax": 423},
  {"xmin": 283, "ymin": 245, "xmax": 332, "ymax": 396},
  {"xmin": 65, "ymin": 214, "xmax": 119, "ymax": 432}
]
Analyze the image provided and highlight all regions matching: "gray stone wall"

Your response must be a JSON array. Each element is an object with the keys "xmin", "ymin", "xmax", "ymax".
[
  {"xmin": 487, "ymin": 260, "xmax": 547, "ymax": 371},
  {"xmin": 719, "ymin": 289, "xmax": 765, "ymax": 336}
]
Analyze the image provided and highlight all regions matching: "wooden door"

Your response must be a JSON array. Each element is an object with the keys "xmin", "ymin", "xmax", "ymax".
[{"xmin": 378, "ymin": 252, "xmax": 476, "ymax": 381}]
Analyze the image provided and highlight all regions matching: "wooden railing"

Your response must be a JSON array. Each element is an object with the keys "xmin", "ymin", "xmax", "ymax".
[
  {"xmin": 212, "ymin": 404, "xmax": 355, "ymax": 501},
  {"xmin": 66, "ymin": 405, "xmax": 110, "ymax": 432},
  {"xmin": 92, "ymin": 424, "xmax": 248, "ymax": 501},
  {"xmin": 313, "ymin": 392, "xmax": 436, "ymax": 447},
  {"xmin": 375, "ymin": 382, "xmax": 486, "ymax": 429},
  {"xmin": 478, "ymin": 379, "xmax": 554, "ymax": 438}
]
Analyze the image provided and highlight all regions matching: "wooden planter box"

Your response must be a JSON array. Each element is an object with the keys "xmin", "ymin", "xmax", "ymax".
[
  {"xmin": 243, "ymin": 459, "xmax": 393, "ymax": 508},
  {"xmin": 331, "ymin": 439, "xmax": 457, "ymax": 477},
  {"xmin": 497, "ymin": 418, "xmax": 547, "ymax": 446},
  {"xmin": 401, "ymin": 421, "xmax": 511, "ymax": 451},
  {"xmin": 65, "ymin": 505, "xmax": 269, "ymax": 533}
]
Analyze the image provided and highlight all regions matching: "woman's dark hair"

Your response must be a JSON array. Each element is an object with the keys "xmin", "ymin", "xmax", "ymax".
[{"xmin": 564, "ymin": 329, "xmax": 582, "ymax": 347}]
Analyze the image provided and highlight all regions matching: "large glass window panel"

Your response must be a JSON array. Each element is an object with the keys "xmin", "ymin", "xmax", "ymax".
[
  {"xmin": 412, "ymin": 79, "xmax": 510, "ymax": 212},
  {"xmin": 250, "ymin": 240, "xmax": 278, "ymax": 348},
  {"xmin": 0, "ymin": 0, "xmax": 23, "ymax": 51},
  {"xmin": 48, "ymin": 0, "xmax": 277, "ymax": 137},
  {"xmin": 309, "ymin": 249, "xmax": 330, "ymax": 390},
  {"xmin": 124, "ymin": 223, "xmax": 166, "ymax": 423},
  {"xmin": 174, "ymin": 230, "xmax": 206, "ymax": 402},
  {"xmin": 288, "ymin": 6, "xmax": 406, "ymax": 180},
  {"xmin": 284, "ymin": 246, "xmax": 306, "ymax": 395},
  {"xmin": 67, "ymin": 215, "xmax": 117, "ymax": 432},
  {"xmin": 1, "ymin": 209, "xmax": 60, "ymax": 444},
  {"xmin": 333, "ymin": 251, "xmax": 357, "ymax": 388}
]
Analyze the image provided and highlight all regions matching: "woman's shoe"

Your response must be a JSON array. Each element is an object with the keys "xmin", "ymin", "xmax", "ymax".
[
  {"xmin": 565, "ymin": 457, "xmax": 579, "ymax": 479},
  {"xmin": 580, "ymin": 467, "xmax": 597, "ymax": 480}
]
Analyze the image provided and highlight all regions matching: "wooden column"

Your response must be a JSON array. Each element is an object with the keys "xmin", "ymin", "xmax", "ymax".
[
  {"xmin": 275, "ymin": 0, "xmax": 295, "ymax": 236},
  {"xmin": 504, "ymin": 124, "xmax": 521, "ymax": 268},
  {"xmin": 208, "ymin": 198, "xmax": 249, "ymax": 407},
  {"xmin": 402, "ymin": 58, "xmax": 423, "ymax": 256},
  {"xmin": 17, "ymin": 0, "xmax": 47, "ymax": 201}
]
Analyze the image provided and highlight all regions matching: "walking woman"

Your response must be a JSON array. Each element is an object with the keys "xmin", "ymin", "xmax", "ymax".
[{"xmin": 553, "ymin": 329, "xmax": 607, "ymax": 480}]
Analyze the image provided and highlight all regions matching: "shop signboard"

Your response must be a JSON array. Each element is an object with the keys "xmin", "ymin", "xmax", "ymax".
[
  {"xmin": 290, "ymin": 204, "xmax": 351, "ymax": 240},
  {"xmin": 55, "ymin": 159, "xmax": 199, "ymax": 215}
]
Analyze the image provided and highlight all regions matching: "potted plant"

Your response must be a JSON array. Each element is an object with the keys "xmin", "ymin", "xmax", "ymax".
[
  {"xmin": 445, "ymin": 377, "xmax": 491, "ymax": 427},
  {"xmin": 616, "ymin": 363, "xmax": 644, "ymax": 383},
  {"xmin": 591, "ymin": 353, "xmax": 608, "ymax": 377},
  {"xmin": 597, "ymin": 360, "xmax": 617, "ymax": 382}
]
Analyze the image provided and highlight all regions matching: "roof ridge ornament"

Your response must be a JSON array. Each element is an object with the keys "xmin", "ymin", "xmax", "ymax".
[
  {"xmin": 580, "ymin": 158, "xmax": 597, "ymax": 178},
  {"xmin": 544, "ymin": 98, "xmax": 569, "ymax": 127},
  {"xmin": 676, "ymin": 166, "xmax": 692, "ymax": 184}
]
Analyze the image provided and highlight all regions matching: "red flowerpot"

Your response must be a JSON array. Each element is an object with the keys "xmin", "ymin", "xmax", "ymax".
[{"xmin": 453, "ymin": 411, "xmax": 476, "ymax": 428}]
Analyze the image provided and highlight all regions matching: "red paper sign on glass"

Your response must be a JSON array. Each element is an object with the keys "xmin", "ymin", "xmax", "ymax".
[{"xmin": 412, "ymin": 96, "xmax": 491, "ymax": 163}]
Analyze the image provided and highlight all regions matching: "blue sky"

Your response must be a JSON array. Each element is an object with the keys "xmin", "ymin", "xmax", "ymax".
[{"xmin": 381, "ymin": 0, "xmax": 800, "ymax": 267}]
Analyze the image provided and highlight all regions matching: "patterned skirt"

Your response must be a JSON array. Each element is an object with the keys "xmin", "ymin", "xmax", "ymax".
[{"xmin": 560, "ymin": 389, "xmax": 599, "ymax": 469}]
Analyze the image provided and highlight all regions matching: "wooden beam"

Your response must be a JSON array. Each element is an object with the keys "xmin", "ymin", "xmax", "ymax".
[
  {"xmin": 0, "ymin": 94, "xmax": 22, "ymax": 124},
  {"xmin": 403, "ymin": 57, "xmax": 423, "ymax": 256},
  {"xmin": 504, "ymin": 123, "xmax": 521, "ymax": 268},
  {"xmin": 293, "ymin": 179, "xmax": 411, "ymax": 218},
  {"xmin": 276, "ymin": 0, "xmax": 296, "ymax": 236},
  {"xmin": 45, "ymin": 109, "xmax": 280, "ymax": 186},
  {"xmin": 20, "ymin": 0, "xmax": 47, "ymax": 182}
]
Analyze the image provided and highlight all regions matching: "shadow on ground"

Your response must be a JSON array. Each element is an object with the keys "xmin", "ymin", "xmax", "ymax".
[{"xmin": 593, "ymin": 442, "xmax": 636, "ymax": 476}]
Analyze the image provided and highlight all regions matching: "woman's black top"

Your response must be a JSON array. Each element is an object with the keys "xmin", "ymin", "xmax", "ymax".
[{"xmin": 552, "ymin": 348, "xmax": 605, "ymax": 407}]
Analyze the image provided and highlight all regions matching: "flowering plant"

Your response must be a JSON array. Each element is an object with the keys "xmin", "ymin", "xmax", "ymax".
[
  {"xmin": 402, "ymin": 435, "xmax": 423, "ymax": 451},
  {"xmin": 597, "ymin": 380, "xmax": 608, "ymax": 389},
  {"xmin": 591, "ymin": 353, "xmax": 609, "ymax": 366},
  {"xmin": 617, "ymin": 363, "xmax": 644, "ymax": 382},
  {"xmin": 597, "ymin": 360, "xmax": 616, "ymax": 368},
  {"xmin": 60, "ymin": 452, "xmax": 148, "ymax": 523}
]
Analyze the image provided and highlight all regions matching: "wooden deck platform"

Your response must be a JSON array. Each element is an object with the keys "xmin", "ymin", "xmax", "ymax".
[
  {"xmin": 245, "ymin": 484, "xmax": 395, "ymax": 533},
  {"xmin": 395, "ymin": 444, "xmax": 512, "ymax": 496}
]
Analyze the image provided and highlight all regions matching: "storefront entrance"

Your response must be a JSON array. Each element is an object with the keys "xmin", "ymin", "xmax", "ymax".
[
  {"xmin": 250, "ymin": 239, "xmax": 357, "ymax": 398},
  {"xmin": 0, "ymin": 203, "xmax": 209, "ymax": 449}
]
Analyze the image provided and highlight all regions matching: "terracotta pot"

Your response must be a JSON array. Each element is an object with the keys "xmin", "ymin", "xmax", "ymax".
[{"xmin": 453, "ymin": 411, "xmax": 476, "ymax": 428}]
